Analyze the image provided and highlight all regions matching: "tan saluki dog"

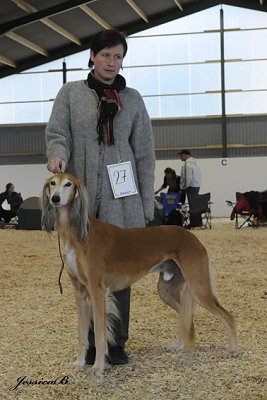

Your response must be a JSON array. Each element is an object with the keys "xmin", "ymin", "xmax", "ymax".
[{"xmin": 41, "ymin": 173, "xmax": 239, "ymax": 376}]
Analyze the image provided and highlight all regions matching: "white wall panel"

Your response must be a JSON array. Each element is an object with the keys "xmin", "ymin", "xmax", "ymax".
[{"xmin": 0, "ymin": 157, "xmax": 266, "ymax": 218}]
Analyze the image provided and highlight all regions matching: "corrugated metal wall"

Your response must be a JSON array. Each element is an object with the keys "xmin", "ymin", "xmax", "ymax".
[
  {"xmin": 0, "ymin": 123, "xmax": 46, "ymax": 165},
  {"xmin": 153, "ymin": 117, "xmax": 222, "ymax": 159},
  {"xmin": 226, "ymin": 115, "xmax": 267, "ymax": 158},
  {"xmin": 153, "ymin": 115, "xmax": 267, "ymax": 159},
  {"xmin": 0, "ymin": 115, "xmax": 266, "ymax": 165}
]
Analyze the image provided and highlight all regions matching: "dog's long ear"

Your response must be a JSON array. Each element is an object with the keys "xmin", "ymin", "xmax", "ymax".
[
  {"xmin": 71, "ymin": 179, "xmax": 90, "ymax": 241},
  {"xmin": 40, "ymin": 178, "xmax": 56, "ymax": 233}
]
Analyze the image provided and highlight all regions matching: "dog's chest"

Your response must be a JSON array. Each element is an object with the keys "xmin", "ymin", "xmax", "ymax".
[{"xmin": 64, "ymin": 245, "xmax": 82, "ymax": 282}]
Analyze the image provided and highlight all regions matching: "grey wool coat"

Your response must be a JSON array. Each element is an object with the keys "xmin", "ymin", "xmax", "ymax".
[{"xmin": 46, "ymin": 80, "xmax": 155, "ymax": 228}]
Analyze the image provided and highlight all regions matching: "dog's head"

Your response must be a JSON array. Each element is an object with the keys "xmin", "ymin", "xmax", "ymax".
[
  {"xmin": 43, "ymin": 173, "xmax": 80, "ymax": 207},
  {"xmin": 40, "ymin": 173, "xmax": 90, "ymax": 240}
]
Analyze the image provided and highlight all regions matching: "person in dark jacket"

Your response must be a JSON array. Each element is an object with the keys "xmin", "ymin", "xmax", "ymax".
[
  {"xmin": 155, "ymin": 168, "xmax": 180, "ymax": 195},
  {"xmin": 0, "ymin": 183, "xmax": 23, "ymax": 223}
]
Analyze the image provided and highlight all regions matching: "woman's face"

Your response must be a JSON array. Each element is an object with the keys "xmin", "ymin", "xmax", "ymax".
[{"xmin": 90, "ymin": 44, "xmax": 124, "ymax": 84}]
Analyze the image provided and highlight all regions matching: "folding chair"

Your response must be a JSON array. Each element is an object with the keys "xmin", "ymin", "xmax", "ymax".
[
  {"xmin": 227, "ymin": 192, "xmax": 259, "ymax": 229},
  {"xmin": 160, "ymin": 192, "xmax": 181, "ymax": 224},
  {"xmin": 182, "ymin": 192, "xmax": 212, "ymax": 229}
]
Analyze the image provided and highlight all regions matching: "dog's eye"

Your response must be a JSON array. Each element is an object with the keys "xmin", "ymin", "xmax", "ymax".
[
  {"xmin": 50, "ymin": 181, "xmax": 56, "ymax": 186},
  {"xmin": 65, "ymin": 182, "xmax": 72, "ymax": 187}
]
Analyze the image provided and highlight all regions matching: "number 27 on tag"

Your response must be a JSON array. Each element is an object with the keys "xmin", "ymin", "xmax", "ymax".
[{"xmin": 107, "ymin": 161, "xmax": 138, "ymax": 198}]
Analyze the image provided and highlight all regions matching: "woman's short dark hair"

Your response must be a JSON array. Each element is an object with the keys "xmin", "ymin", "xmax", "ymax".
[
  {"xmin": 164, "ymin": 168, "xmax": 175, "ymax": 175},
  {"xmin": 88, "ymin": 29, "xmax": 128, "ymax": 68},
  {"xmin": 6, "ymin": 183, "xmax": 13, "ymax": 191}
]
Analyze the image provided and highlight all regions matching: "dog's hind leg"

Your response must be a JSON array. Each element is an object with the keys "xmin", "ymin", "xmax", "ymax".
[
  {"xmin": 180, "ymin": 261, "xmax": 239, "ymax": 357},
  {"xmin": 157, "ymin": 264, "xmax": 184, "ymax": 314},
  {"xmin": 157, "ymin": 263, "xmax": 195, "ymax": 352},
  {"xmin": 171, "ymin": 283, "xmax": 196, "ymax": 352},
  {"xmin": 71, "ymin": 279, "xmax": 92, "ymax": 369},
  {"xmin": 196, "ymin": 292, "xmax": 239, "ymax": 357}
]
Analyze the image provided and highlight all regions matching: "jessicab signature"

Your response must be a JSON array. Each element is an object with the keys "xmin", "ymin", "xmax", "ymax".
[{"xmin": 9, "ymin": 375, "xmax": 70, "ymax": 390}]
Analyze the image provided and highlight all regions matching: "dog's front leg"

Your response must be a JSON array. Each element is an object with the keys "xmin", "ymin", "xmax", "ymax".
[
  {"xmin": 91, "ymin": 286, "xmax": 107, "ymax": 377},
  {"xmin": 71, "ymin": 279, "xmax": 92, "ymax": 369}
]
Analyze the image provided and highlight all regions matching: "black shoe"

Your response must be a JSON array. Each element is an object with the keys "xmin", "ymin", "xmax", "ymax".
[
  {"xmin": 85, "ymin": 347, "xmax": 96, "ymax": 365},
  {"xmin": 85, "ymin": 346, "xmax": 129, "ymax": 366},
  {"xmin": 107, "ymin": 346, "xmax": 129, "ymax": 365}
]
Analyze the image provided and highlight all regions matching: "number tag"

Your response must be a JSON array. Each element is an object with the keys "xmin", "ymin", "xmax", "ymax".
[{"xmin": 107, "ymin": 161, "xmax": 138, "ymax": 198}]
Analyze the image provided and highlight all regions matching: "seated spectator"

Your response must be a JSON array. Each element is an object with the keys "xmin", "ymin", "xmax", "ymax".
[
  {"xmin": 0, "ymin": 183, "xmax": 23, "ymax": 223},
  {"xmin": 155, "ymin": 168, "xmax": 181, "ymax": 195}
]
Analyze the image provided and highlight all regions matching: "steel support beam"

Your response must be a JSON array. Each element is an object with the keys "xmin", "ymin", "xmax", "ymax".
[{"xmin": 220, "ymin": 8, "xmax": 227, "ymax": 158}]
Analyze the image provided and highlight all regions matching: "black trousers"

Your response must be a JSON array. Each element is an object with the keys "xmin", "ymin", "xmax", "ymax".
[
  {"xmin": 186, "ymin": 187, "xmax": 202, "ymax": 227},
  {"xmin": 88, "ymin": 287, "xmax": 131, "ymax": 348},
  {"xmin": 0, "ymin": 208, "xmax": 16, "ymax": 223}
]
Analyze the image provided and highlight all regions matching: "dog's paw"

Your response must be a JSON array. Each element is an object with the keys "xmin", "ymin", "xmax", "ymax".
[
  {"xmin": 73, "ymin": 359, "xmax": 86, "ymax": 369},
  {"xmin": 229, "ymin": 349, "xmax": 240, "ymax": 358},
  {"xmin": 168, "ymin": 340, "xmax": 185, "ymax": 352},
  {"xmin": 90, "ymin": 365, "xmax": 105, "ymax": 379}
]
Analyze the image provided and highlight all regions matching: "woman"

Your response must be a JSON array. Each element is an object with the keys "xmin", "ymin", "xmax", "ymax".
[
  {"xmin": 155, "ymin": 167, "xmax": 180, "ymax": 195},
  {"xmin": 46, "ymin": 29, "xmax": 155, "ymax": 365},
  {"xmin": 0, "ymin": 183, "xmax": 23, "ymax": 223}
]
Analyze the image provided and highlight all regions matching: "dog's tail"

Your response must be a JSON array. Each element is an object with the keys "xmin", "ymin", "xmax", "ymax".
[
  {"xmin": 89, "ymin": 292, "xmax": 120, "ymax": 349},
  {"xmin": 106, "ymin": 293, "xmax": 120, "ymax": 346}
]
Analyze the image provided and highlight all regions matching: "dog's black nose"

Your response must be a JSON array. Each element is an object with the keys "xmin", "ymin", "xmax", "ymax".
[{"xmin": 51, "ymin": 195, "xmax": 60, "ymax": 204}]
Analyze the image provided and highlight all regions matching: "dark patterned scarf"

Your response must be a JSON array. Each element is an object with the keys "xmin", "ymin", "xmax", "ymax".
[{"xmin": 87, "ymin": 71, "xmax": 126, "ymax": 146}]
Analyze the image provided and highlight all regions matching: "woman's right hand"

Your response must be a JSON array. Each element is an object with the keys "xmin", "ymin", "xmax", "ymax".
[{"xmin": 47, "ymin": 158, "xmax": 66, "ymax": 173}]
